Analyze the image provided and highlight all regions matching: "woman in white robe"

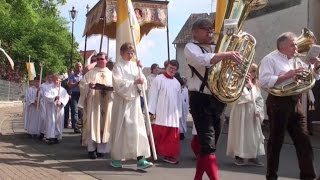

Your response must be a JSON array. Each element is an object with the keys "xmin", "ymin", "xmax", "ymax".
[
  {"xmin": 226, "ymin": 63, "xmax": 265, "ymax": 166},
  {"xmin": 109, "ymin": 42, "xmax": 152, "ymax": 170}
]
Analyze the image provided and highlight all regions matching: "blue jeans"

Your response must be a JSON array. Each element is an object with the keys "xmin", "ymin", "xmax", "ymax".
[
  {"xmin": 70, "ymin": 92, "xmax": 82, "ymax": 128},
  {"xmin": 64, "ymin": 100, "xmax": 70, "ymax": 127}
]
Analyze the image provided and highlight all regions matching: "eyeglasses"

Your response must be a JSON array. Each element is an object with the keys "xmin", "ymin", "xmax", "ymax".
[
  {"xmin": 168, "ymin": 66, "xmax": 177, "ymax": 71},
  {"xmin": 199, "ymin": 27, "xmax": 213, "ymax": 32},
  {"xmin": 97, "ymin": 58, "xmax": 105, "ymax": 61}
]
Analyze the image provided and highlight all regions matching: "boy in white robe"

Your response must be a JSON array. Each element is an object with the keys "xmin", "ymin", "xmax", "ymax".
[
  {"xmin": 148, "ymin": 60, "xmax": 182, "ymax": 164},
  {"xmin": 179, "ymin": 77, "xmax": 189, "ymax": 140},
  {"xmin": 38, "ymin": 73, "xmax": 54, "ymax": 140},
  {"xmin": 78, "ymin": 52, "xmax": 113, "ymax": 159},
  {"xmin": 146, "ymin": 63, "xmax": 159, "ymax": 92},
  {"xmin": 44, "ymin": 74, "xmax": 69, "ymax": 145},
  {"xmin": 227, "ymin": 63, "xmax": 265, "ymax": 166},
  {"xmin": 25, "ymin": 78, "xmax": 41, "ymax": 137},
  {"xmin": 109, "ymin": 42, "xmax": 153, "ymax": 170}
]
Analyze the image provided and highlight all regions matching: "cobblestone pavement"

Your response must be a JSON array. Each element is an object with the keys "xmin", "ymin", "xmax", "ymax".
[{"xmin": 0, "ymin": 104, "xmax": 96, "ymax": 180}]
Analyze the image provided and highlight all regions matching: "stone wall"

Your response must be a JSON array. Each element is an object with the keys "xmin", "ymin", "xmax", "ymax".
[{"xmin": 0, "ymin": 79, "xmax": 25, "ymax": 101}]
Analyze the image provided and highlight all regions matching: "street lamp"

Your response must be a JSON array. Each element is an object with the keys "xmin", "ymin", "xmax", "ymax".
[{"xmin": 69, "ymin": 6, "xmax": 77, "ymax": 69}]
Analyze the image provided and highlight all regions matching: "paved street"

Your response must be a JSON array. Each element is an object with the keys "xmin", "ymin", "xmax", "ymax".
[{"xmin": 0, "ymin": 103, "xmax": 319, "ymax": 180}]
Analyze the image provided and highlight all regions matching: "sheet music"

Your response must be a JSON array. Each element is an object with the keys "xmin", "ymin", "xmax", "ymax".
[
  {"xmin": 223, "ymin": 19, "xmax": 238, "ymax": 36},
  {"xmin": 305, "ymin": 44, "xmax": 320, "ymax": 62}
]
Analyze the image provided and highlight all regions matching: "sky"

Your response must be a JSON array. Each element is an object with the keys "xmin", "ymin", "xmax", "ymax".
[{"xmin": 58, "ymin": 0, "xmax": 216, "ymax": 67}]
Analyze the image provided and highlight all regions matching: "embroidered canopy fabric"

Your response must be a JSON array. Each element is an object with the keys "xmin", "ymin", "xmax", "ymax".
[{"xmin": 83, "ymin": 0, "xmax": 168, "ymax": 39}]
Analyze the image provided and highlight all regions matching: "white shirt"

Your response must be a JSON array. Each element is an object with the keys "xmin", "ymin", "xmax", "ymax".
[
  {"xmin": 259, "ymin": 50, "xmax": 320, "ymax": 89},
  {"xmin": 184, "ymin": 41, "xmax": 215, "ymax": 95}
]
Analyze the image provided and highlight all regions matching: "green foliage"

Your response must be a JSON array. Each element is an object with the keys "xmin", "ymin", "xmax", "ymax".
[{"xmin": 0, "ymin": 0, "xmax": 77, "ymax": 82}]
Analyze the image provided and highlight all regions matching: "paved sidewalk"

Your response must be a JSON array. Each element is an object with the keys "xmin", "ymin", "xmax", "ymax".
[
  {"xmin": 0, "ymin": 103, "xmax": 319, "ymax": 180},
  {"xmin": 0, "ymin": 104, "xmax": 96, "ymax": 180}
]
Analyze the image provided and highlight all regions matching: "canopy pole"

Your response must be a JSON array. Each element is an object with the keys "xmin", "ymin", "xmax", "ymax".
[
  {"xmin": 84, "ymin": 4, "xmax": 90, "ymax": 65},
  {"xmin": 165, "ymin": 0, "xmax": 170, "ymax": 62},
  {"xmin": 99, "ymin": 16, "xmax": 106, "ymax": 52},
  {"xmin": 107, "ymin": 37, "xmax": 110, "ymax": 56}
]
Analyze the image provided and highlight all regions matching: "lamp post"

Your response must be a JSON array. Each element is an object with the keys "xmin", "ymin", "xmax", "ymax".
[{"xmin": 69, "ymin": 6, "xmax": 77, "ymax": 69}]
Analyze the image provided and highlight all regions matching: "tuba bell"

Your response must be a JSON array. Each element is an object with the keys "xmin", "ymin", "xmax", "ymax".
[
  {"xmin": 207, "ymin": 0, "xmax": 268, "ymax": 103},
  {"xmin": 296, "ymin": 28, "xmax": 317, "ymax": 54},
  {"xmin": 267, "ymin": 28, "xmax": 317, "ymax": 96}
]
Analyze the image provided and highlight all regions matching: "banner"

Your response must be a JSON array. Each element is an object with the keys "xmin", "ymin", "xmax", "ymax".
[
  {"xmin": 26, "ymin": 62, "xmax": 36, "ymax": 81},
  {"xmin": 116, "ymin": 0, "xmax": 140, "ymax": 61}
]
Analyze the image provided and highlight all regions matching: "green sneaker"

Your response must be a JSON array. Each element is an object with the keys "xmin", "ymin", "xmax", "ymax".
[
  {"xmin": 110, "ymin": 160, "xmax": 122, "ymax": 168},
  {"xmin": 137, "ymin": 159, "xmax": 153, "ymax": 170}
]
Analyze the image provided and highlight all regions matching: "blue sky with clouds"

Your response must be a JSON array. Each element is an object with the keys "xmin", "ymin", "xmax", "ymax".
[{"xmin": 58, "ymin": 0, "xmax": 216, "ymax": 67}]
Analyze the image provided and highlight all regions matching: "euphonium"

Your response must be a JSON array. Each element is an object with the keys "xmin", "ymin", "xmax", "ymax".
[
  {"xmin": 267, "ymin": 28, "xmax": 317, "ymax": 96},
  {"xmin": 207, "ymin": 0, "xmax": 268, "ymax": 103}
]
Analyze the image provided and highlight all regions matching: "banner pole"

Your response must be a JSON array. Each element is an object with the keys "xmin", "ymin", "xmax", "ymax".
[{"xmin": 125, "ymin": 0, "xmax": 157, "ymax": 160}]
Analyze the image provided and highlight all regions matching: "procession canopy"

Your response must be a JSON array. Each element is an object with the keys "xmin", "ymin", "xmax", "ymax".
[{"xmin": 83, "ymin": 0, "xmax": 169, "ymax": 39}]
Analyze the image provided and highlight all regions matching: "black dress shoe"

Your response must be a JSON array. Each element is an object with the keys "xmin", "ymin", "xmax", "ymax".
[
  {"xmin": 74, "ymin": 128, "xmax": 81, "ymax": 133},
  {"xmin": 38, "ymin": 133, "xmax": 45, "ymax": 140},
  {"xmin": 53, "ymin": 138, "xmax": 59, "ymax": 144},
  {"xmin": 96, "ymin": 152, "xmax": 105, "ymax": 158},
  {"xmin": 180, "ymin": 133, "xmax": 185, "ymax": 140},
  {"xmin": 88, "ymin": 151, "xmax": 97, "ymax": 159},
  {"xmin": 47, "ymin": 138, "xmax": 55, "ymax": 145}
]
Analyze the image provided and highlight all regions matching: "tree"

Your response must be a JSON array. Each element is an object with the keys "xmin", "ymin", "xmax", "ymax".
[{"xmin": 0, "ymin": 0, "xmax": 80, "ymax": 82}]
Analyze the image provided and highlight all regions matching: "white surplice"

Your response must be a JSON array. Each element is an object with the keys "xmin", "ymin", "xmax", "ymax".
[
  {"xmin": 148, "ymin": 74, "xmax": 182, "ymax": 128},
  {"xmin": 226, "ymin": 85, "xmax": 265, "ymax": 159},
  {"xmin": 109, "ymin": 59, "xmax": 150, "ymax": 160},
  {"xmin": 44, "ymin": 85, "xmax": 69, "ymax": 139},
  {"xmin": 78, "ymin": 67, "xmax": 113, "ymax": 150},
  {"xmin": 180, "ymin": 86, "xmax": 189, "ymax": 133},
  {"xmin": 39, "ymin": 82, "xmax": 53, "ymax": 135},
  {"xmin": 25, "ymin": 86, "xmax": 41, "ymax": 135},
  {"xmin": 147, "ymin": 74, "xmax": 157, "ymax": 91}
]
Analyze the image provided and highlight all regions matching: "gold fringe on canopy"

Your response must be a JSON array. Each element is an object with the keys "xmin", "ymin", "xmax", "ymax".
[{"xmin": 83, "ymin": 0, "xmax": 168, "ymax": 39}]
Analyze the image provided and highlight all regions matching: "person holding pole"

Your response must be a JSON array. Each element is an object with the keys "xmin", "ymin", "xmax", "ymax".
[
  {"xmin": 44, "ymin": 74, "xmax": 69, "ymax": 145},
  {"xmin": 38, "ymin": 72, "xmax": 54, "ymax": 140},
  {"xmin": 109, "ymin": 42, "xmax": 153, "ymax": 170},
  {"xmin": 25, "ymin": 77, "xmax": 41, "ymax": 137}
]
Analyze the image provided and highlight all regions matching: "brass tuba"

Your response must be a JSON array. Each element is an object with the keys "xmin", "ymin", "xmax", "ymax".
[
  {"xmin": 207, "ymin": 0, "xmax": 268, "ymax": 103},
  {"xmin": 267, "ymin": 28, "xmax": 317, "ymax": 96}
]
